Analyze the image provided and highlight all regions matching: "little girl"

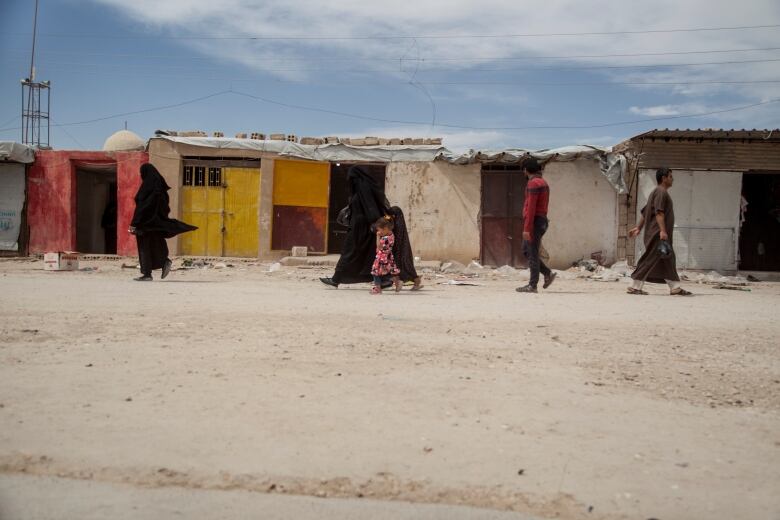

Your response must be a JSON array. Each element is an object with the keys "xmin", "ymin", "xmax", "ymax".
[{"xmin": 370, "ymin": 216, "xmax": 401, "ymax": 294}]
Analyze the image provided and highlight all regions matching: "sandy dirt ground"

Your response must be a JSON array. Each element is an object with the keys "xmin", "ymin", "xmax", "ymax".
[{"xmin": 0, "ymin": 257, "xmax": 778, "ymax": 520}]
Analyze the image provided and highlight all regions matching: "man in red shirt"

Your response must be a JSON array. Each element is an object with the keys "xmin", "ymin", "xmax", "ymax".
[{"xmin": 517, "ymin": 158, "xmax": 556, "ymax": 293}]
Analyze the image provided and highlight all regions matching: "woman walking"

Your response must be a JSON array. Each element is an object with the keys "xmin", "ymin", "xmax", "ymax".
[
  {"xmin": 129, "ymin": 163, "xmax": 197, "ymax": 281},
  {"xmin": 320, "ymin": 166, "xmax": 390, "ymax": 287}
]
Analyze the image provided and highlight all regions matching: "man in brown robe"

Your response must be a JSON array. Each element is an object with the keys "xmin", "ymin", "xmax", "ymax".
[{"xmin": 627, "ymin": 167, "xmax": 692, "ymax": 296}]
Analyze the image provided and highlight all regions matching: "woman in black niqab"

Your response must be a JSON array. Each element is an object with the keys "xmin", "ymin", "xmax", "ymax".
[
  {"xmin": 129, "ymin": 163, "xmax": 197, "ymax": 281},
  {"xmin": 388, "ymin": 206, "xmax": 422, "ymax": 290},
  {"xmin": 320, "ymin": 165, "xmax": 390, "ymax": 286}
]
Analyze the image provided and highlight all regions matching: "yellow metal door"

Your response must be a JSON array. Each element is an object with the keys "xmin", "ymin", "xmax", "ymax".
[
  {"xmin": 180, "ymin": 166, "xmax": 224, "ymax": 256},
  {"xmin": 223, "ymin": 167, "xmax": 260, "ymax": 257},
  {"xmin": 272, "ymin": 160, "xmax": 330, "ymax": 253}
]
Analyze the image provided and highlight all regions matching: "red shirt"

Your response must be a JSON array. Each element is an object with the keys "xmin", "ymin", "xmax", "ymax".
[{"xmin": 523, "ymin": 174, "xmax": 549, "ymax": 234}]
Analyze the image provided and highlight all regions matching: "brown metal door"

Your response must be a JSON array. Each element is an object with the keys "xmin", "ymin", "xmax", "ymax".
[{"xmin": 481, "ymin": 165, "xmax": 527, "ymax": 267}]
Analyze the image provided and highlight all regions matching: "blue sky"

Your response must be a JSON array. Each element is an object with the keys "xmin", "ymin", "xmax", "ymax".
[{"xmin": 1, "ymin": 0, "xmax": 779, "ymax": 151}]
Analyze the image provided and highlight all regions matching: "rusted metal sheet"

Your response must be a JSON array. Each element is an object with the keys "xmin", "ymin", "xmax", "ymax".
[
  {"xmin": 627, "ymin": 140, "xmax": 780, "ymax": 172},
  {"xmin": 272, "ymin": 205, "xmax": 327, "ymax": 253},
  {"xmin": 480, "ymin": 166, "xmax": 527, "ymax": 267}
]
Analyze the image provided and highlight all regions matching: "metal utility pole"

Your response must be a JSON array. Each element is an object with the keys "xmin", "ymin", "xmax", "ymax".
[{"xmin": 21, "ymin": 0, "xmax": 51, "ymax": 149}]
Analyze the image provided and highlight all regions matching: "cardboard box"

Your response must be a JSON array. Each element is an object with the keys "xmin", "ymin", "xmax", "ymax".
[
  {"xmin": 291, "ymin": 246, "xmax": 308, "ymax": 257},
  {"xmin": 44, "ymin": 252, "xmax": 79, "ymax": 271}
]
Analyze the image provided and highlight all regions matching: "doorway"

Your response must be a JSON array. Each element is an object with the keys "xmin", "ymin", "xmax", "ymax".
[
  {"xmin": 180, "ymin": 161, "xmax": 262, "ymax": 257},
  {"xmin": 327, "ymin": 163, "xmax": 386, "ymax": 254},
  {"xmin": 76, "ymin": 165, "xmax": 117, "ymax": 254},
  {"xmin": 739, "ymin": 171, "xmax": 780, "ymax": 271},
  {"xmin": 480, "ymin": 164, "xmax": 527, "ymax": 268}
]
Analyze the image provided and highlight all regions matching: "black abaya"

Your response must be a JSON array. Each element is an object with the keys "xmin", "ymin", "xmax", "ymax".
[
  {"xmin": 330, "ymin": 166, "xmax": 390, "ymax": 284},
  {"xmin": 388, "ymin": 206, "xmax": 419, "ymax": 283},
  {"xmin": 131, "ymin": 164, "xmax": 196, "ymax": 276},
  {"xmin": 131, "ymin": 163, "xmax": 197, "ymax": 239},
  {"xmin": 136, "ymin": 233, "xmax": 168, "ymax": 276}
]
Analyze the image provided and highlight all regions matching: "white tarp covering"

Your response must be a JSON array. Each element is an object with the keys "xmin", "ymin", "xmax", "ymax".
[
  {"xmin": 440, "ymin": 145, "xmax": 628, "ymax": 193},
  {"xmin": 0, "ymin": 141, "xmax": 35, "ymax": 164},
  {"xmin": 0, "ymin": 163, "xmax": 25, "ymax": 251},
  {"xmin": 152, "ymin": 138, "xmax": 628, "ymax": 193}
]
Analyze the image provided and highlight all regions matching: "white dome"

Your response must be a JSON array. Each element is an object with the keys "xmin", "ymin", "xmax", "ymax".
[{"xmin": 103, "ymin": 130, "xmax": 145, "ymax": 151}]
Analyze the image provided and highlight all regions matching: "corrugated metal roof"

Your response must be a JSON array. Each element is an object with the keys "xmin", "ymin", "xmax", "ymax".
[{"xmin": 631, "ymin": 129, "xmax": 780, "ymax": 141}]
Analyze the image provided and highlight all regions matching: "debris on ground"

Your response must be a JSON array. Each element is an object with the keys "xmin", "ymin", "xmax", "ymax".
[
  {"xmin": 573, "ymin": 258, "xmax": 600, "ymax": 272},
  {"xmin": 439, "ymin": 279, "xmax": 482, "ymax": 286},
  {"xmin": 440, "ymin": 260, "xmax": 466, "ymax": 274},
  {"xmin": 464, "ymin": 260, "xmax": 485, "ymax": 274},
  {"xmin": 609, "ymin": 260, "xmax": 632, "ymax": 276},
  {"xmin": 268, "ymin": 262, "xmax": 282, "ymax": 272}
]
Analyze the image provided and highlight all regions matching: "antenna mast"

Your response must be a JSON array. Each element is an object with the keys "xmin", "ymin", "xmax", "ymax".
[{"xmin": 21, "ymin": 0, "xmax": 51, "ymax": 149}]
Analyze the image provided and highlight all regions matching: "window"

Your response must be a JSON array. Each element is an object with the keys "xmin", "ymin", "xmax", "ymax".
[
  {"xmin": 208, "ymin": 167, "xmax": 222, "ymax": 186},
  {"xmin": 194, "ymin": 166, "xmax": 206, "ymax": 186},
  {"xmin": 183, "ymin": 166, "xmax": 193, "ymax": 186}
]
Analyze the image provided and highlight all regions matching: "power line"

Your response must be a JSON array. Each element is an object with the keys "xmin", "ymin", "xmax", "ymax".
[
  {"xmin": 0, "ymin": 90, "xmax": 777, "ymax": 134},
  {"xmin": 6, "ymin": 59, "xmax": 780, "ymax": 86},
  {"xmin": 5, "ymin": 46, "xmax": 780, "ymax": 63},
  {"xmin": 7, "ymin": 54, "xmax": 780, "ymax": 73},
  {"xmin": 421, "ymin": 80, "xmax": 780, "ymax": 86},
  {"xmin": 228, "ymin": 89, "xmax": 780, "ymax": 130},
  {"xmin": 15, "ymin": 23, "xmax": 780, "ymax": 40}
]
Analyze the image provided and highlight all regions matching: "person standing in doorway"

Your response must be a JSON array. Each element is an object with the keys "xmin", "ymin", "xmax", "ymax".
[
  {"xmin": 517, "ymin": 158, "xmax": 556, "ymax": 293},
  {"xmin": 627, "ymin": 167, "xmax": 692, "ymax": 296},
  {"xmin": 129, "ymin": 163, "xmax": 197, "ymax": 281}
]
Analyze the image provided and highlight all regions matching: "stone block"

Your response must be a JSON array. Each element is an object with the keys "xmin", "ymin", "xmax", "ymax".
[
  {"xmin": 235, "ymin": 133, "xmax": 248, "ymax": 139},
  {"xmin": 270, "ymin": 133, "xmax": 286, "ymax": 141}
]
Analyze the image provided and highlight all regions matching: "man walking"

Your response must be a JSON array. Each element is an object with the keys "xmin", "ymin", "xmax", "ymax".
[
  {"xmin": 628, "ymin": 167, "xmax": 692, "ymax": 296},
  {"xmin": 517, "ymin": 158, "xmax": 556, "ymax": 293}
]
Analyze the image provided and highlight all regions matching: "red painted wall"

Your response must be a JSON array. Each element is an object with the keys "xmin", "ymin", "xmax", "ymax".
[
  {"xmin": 115, "ymin": 151, "xmax": 147, "ymax": 256},
  {"xmin": 27, "ymin": 150, "xmax": 148, "ymax": 255}
]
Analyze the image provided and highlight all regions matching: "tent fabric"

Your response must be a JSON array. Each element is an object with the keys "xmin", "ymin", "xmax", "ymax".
[
  {"xmin": 0, "ymin": 141, "xmax": 35, "ymax": 164},
  {"xmin": 151, "ymin": 137, "xmax": 628, "ymax": 193}
]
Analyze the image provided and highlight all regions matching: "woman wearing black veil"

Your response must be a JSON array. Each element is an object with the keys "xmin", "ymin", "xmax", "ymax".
[
  {"xmin": 388, "ymin": 206, "xmax": 423, "ymax": 290},
  {"xmin": 321, "ymin": 165, "xmax": 389, "ymax": 287},
  {"xmin": 321, "ymin": 166, "xmax": 422, "ymax": 289},
  {"xmin": 129, "ymin": 163, "xmax": 197, "ymax": 281}
]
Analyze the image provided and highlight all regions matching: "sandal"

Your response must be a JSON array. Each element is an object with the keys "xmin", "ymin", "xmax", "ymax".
[
  {"xmin": 670, "ymin": 288, "xmax": 693, "ymax": 296},
  {"xmin": 627, "ymin": 287, "xmax": 647, "ymax": 295},
  {"xmin": 393, "ymin": 277, "xmax": 403, "ymax": 292},
  {"xmin": 370, "ymin": 285, "xmax": 382, "ymax": 295},
  {"xmin": 411, "ymin": 277, "xmax": 424, "ymax": 291}
]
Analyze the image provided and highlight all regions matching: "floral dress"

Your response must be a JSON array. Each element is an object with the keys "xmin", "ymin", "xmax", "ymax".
[{"xmin": 371, "ymin": 233, "xmax": 400, "ymax": 277}]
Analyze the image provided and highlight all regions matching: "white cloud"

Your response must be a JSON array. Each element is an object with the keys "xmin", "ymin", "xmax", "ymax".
[
  {"xmin": 86, "ymin": 0, "xmax": 780, "ymax": 133},
  {"xmin": 629, "ymin": 105, "xmax": 689, "ymax": 117}
]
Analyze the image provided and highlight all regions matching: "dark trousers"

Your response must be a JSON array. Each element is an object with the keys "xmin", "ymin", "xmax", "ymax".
[
  {"xmin": 373, "ymin": 275, "xmax": 390, "ymax": 286},
  {"xmin": 136, "ymin": 232, "xmax": 168, "ymax": 276},
  {"xmin": 523, "ymin": 216, "xmax": 551, "ymax": 288}
]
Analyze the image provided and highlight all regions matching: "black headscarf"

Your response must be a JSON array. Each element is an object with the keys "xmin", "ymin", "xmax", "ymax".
[
  {"xmin": 131, "ymin": 163, "xmax": 197, "ymax": 238},
  {"xmin": 347, "ymin": 165, "xmax": 390, "ymax": 223}
]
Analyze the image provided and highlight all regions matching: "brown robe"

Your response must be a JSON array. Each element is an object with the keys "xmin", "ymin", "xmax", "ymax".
[{"xmin": 631, "ymin": 186, "xmax": 680, "ymax": 283}]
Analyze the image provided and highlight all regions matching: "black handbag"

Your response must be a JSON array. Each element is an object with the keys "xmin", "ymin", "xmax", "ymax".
[
  {"xmin": 336, "ymin": 205, "xmax": 351, "ymax": 227},
  {"xmin": 657, "ymin": 239, "xmax": 673, "ymax": 258}
]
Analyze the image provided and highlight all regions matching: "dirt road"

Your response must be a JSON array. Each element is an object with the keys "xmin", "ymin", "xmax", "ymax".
[{"xmin": 1, "ymin": 258, "xmax": 778, "ymax": 519}]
